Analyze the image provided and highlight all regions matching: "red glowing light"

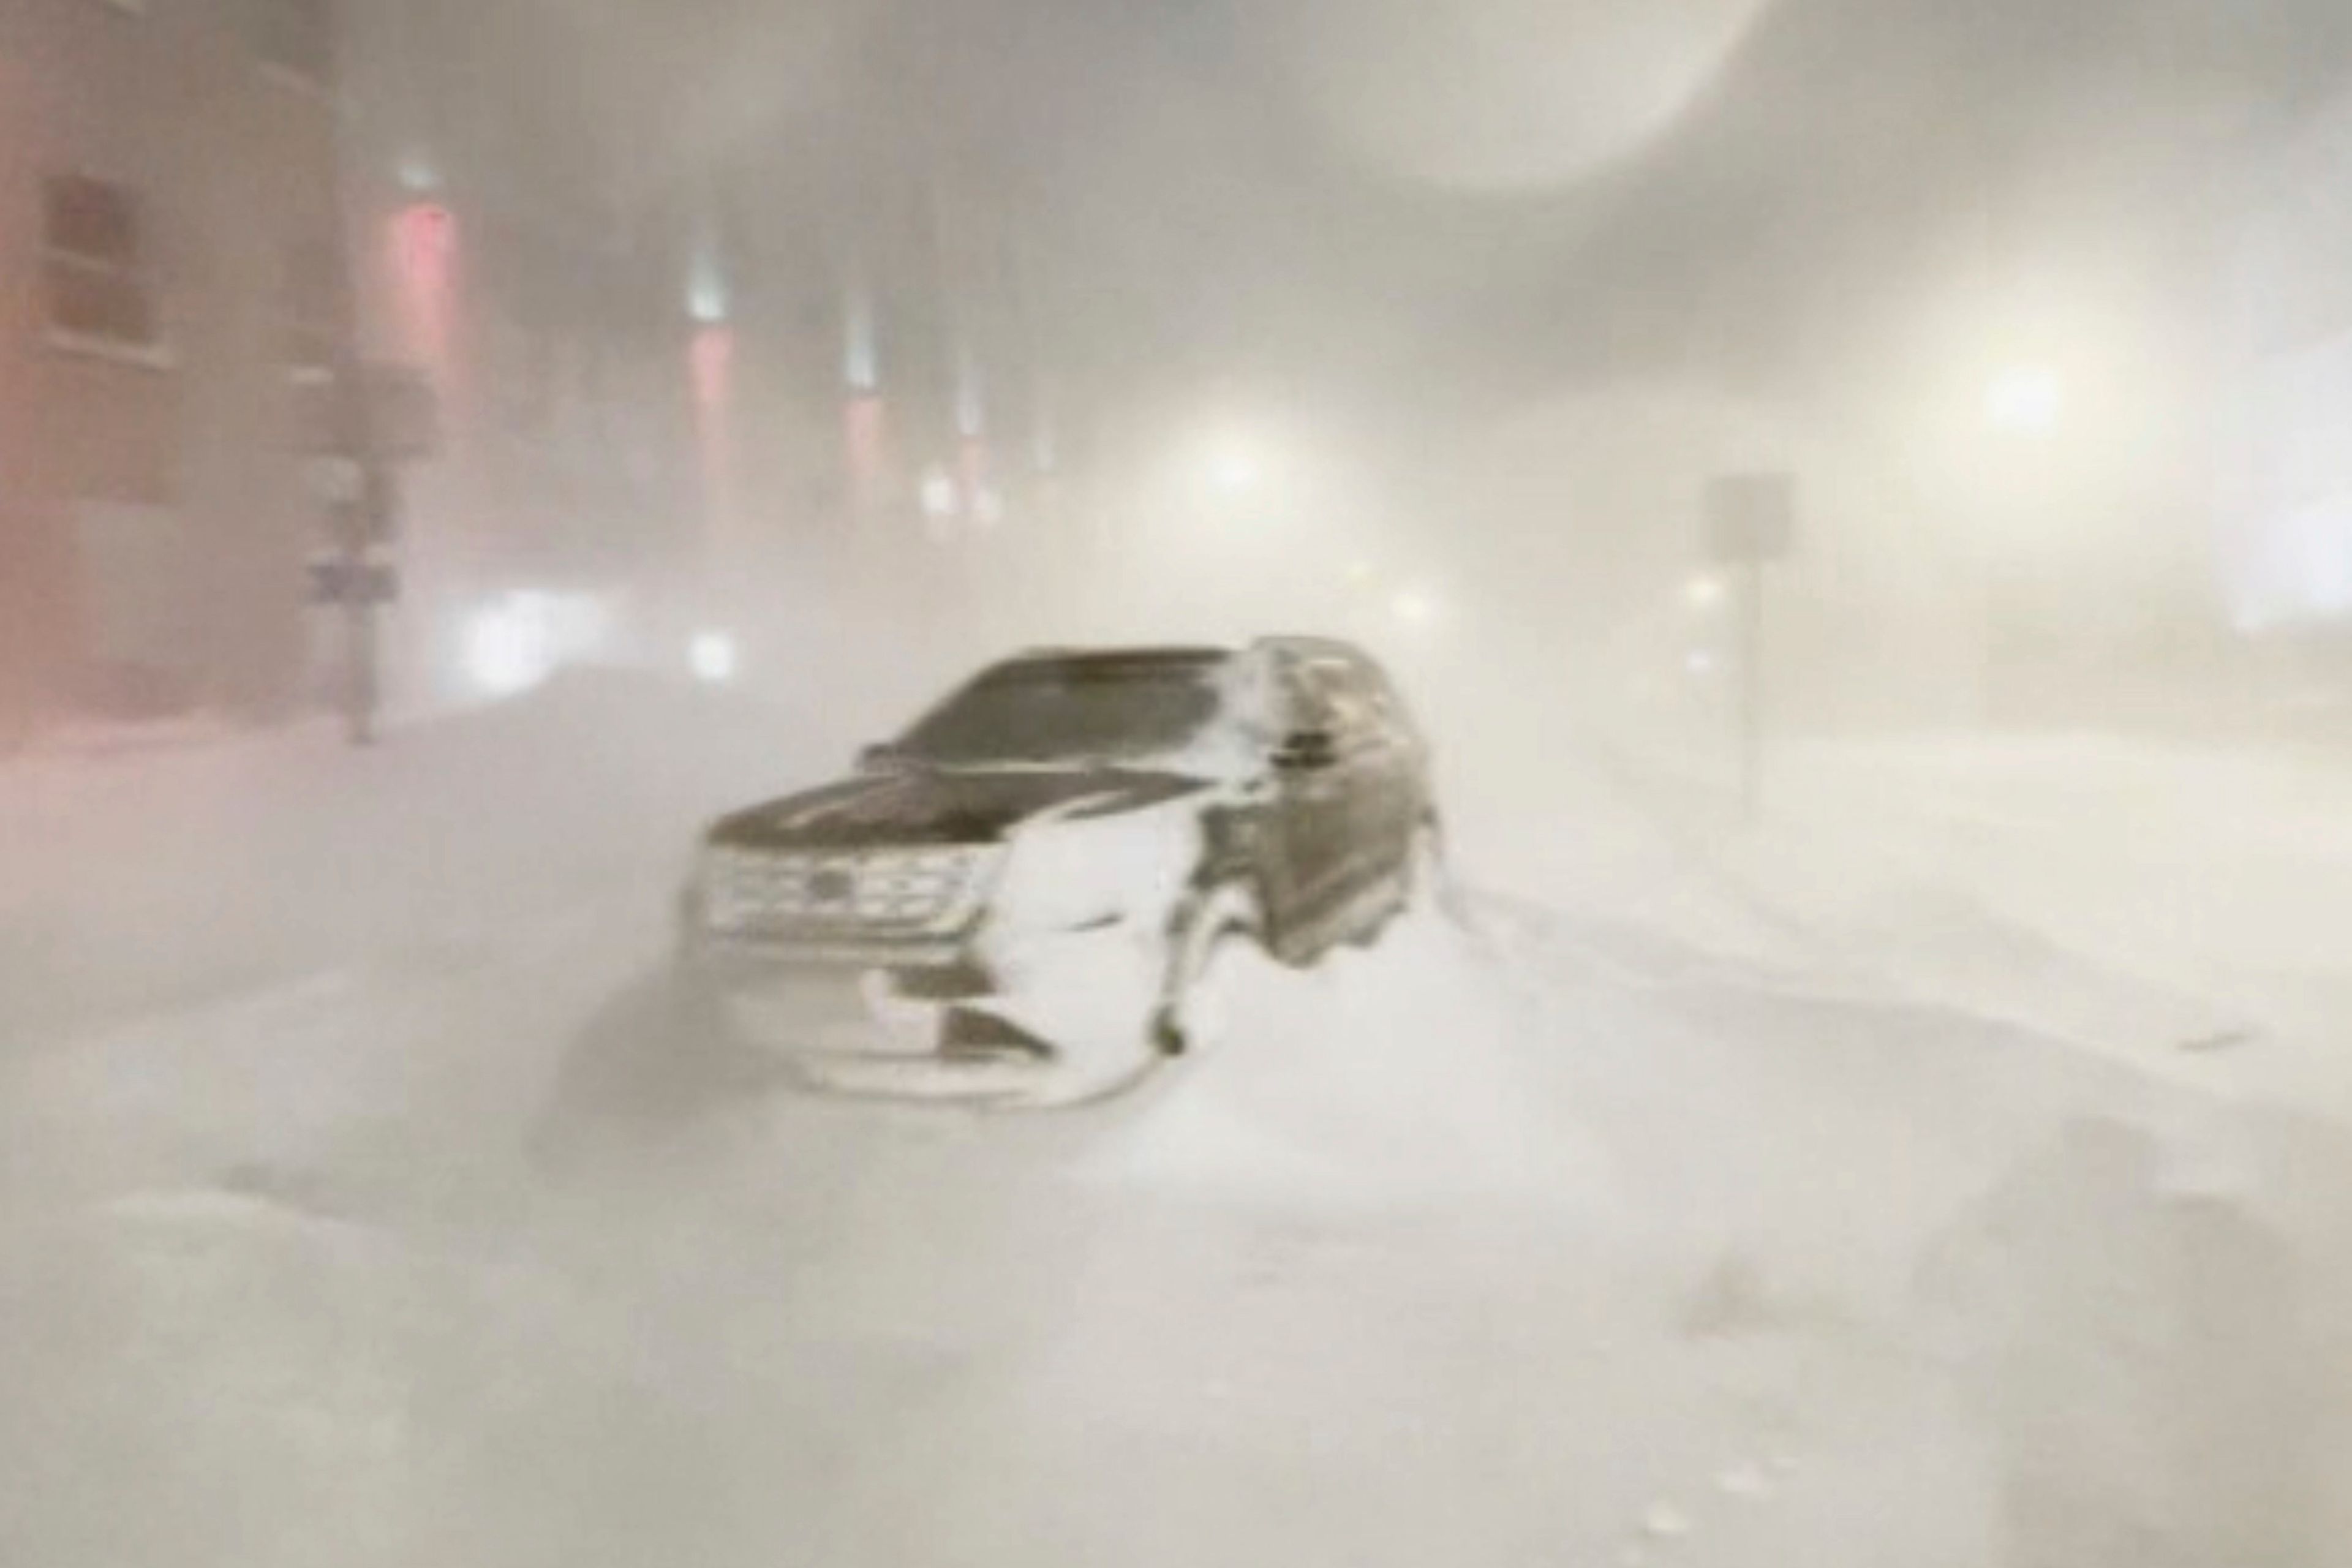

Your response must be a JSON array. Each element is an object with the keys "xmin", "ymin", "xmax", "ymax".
[
  {"xmin": 390, "ymin": 202, "xmax": 459, "ymax": 382},
  {"xmin": 692, "ymin": 326, "xmax": 736, "ymax": 554},
  {"xmin": 398, "ymin": 203, "xmax": 455, "ymax": 276},
  {"xmin": 690, "ymin": 325, "xmax": 733, "ymax": 412}
]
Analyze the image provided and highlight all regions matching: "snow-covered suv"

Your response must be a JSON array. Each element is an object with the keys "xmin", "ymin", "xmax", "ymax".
[{"xmin": 677, "ymin": 638, "xmax": 1443, "ymax": 1103}]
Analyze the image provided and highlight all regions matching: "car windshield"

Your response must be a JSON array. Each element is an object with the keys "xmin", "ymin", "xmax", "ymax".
[{"xmin": 893, "ymin": 659, "xmax": 1225, "ymax": 766}]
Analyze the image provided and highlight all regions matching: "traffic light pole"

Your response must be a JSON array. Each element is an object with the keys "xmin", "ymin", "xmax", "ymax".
[
  {"xmin": 329, "ymin": 356, "xmax": 391, "ymax": 747},
  {"xmin": 342, "ymin": 461, "xmax": 396, "ymax": 746}
]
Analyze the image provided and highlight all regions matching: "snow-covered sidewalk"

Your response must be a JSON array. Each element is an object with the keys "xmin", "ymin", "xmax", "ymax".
[
  {"xmin": 1458, "ymin": 720, "xmax": 2352, "ymax": 1123},
  {"xmin": 0, "ymin": 671, "xmax": 839, "ymax": 1056},
  {"xmin": 1767, "ymin": 733, "xmax": 2352, "ymax": 1074}
]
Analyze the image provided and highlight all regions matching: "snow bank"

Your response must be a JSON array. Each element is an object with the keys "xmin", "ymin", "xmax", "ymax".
[
  {"xmin": 1453, "ymin": 715, "xmax": 2352, "ymax": 1123},
  {"xmin": 22, "ymin": 660, "xmax": 2350, "ymax": 1568},
  {"xmin": 0, "ymin": 1178, "xmax": 663, "ymax": 1568},
  {"xmin": 1712, "ymin": 734, "xmax": 2352, "ymax": 1119},
  {"xmin": 0, "ymin": 668, "xmax": 836, "ymax": 1053},
  {"xmin": 1083, "ymin": 911, "xmax": 1616, "ymax": 1215}
]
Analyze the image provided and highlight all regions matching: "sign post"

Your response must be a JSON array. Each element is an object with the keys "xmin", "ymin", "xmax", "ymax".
[
  {"xmin": 299, "ymin": 362, "xmax": 437, "ymax": 745},
  {"xmin": 1704, "ymin": 472, "xmax": 1798, "ymax": 824}
]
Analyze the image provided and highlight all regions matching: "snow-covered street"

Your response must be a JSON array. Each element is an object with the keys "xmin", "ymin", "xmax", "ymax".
[
  {"xmin": 13, "ymin": 0, "xmax": 2352, "ymax": 1559},
  {"xmin": 4, "ymin": 677, "xmax": 2350, "ymax": 1567}
]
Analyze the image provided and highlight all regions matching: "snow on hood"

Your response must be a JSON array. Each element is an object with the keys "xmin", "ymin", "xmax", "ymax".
[{"xmin": 708, "ymin": 766, "xmax": 1210, "ymax": 851}]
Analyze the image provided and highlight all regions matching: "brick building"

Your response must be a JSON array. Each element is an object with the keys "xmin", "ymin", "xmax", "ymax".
[{"xmin": 0, "ymin": 0, "xmax": 343, "ymax": 736}]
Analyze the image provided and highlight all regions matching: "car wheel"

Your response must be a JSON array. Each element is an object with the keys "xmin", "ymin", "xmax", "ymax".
[{"xmin": 1152, "ymin": 883, "xmax": 1261, "ymax": 1058}]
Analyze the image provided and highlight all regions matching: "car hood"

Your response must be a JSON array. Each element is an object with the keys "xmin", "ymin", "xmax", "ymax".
[{"xmin": 707, "ymin": 766, "xmax": 1212, "ymax": 851}]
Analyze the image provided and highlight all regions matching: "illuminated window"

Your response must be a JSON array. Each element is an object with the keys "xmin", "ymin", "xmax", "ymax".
[{"xmin": 42, "ymin": 175, "xmax": 164, "ymax": 361}]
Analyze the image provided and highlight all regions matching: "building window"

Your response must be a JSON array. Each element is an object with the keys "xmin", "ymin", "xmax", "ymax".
[
  {"xmin": 42, "ymin": 175, "xmax": 166, "ymax": 363},
  {"xmin": 251, "ymin": 0, "xmax": 332, "ymax": 82}
]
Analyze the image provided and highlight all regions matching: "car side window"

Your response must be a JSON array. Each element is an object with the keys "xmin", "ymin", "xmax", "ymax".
[
  {"xmin": 1348, "ymin": 660, "xmax": 1412, "ymax": 741},
  {"xmin": 1276, "ymin": 658, "xmax": 1339, "ymax": 734},
  {"xmin": 1302, "ymin": 658, "xmax": 1382, "ymax": 746}
]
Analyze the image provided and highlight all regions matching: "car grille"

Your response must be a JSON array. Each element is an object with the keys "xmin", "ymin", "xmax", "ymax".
[{"xmin": 699, "ymin": 845, "xmax": 998, "ymax": 940}]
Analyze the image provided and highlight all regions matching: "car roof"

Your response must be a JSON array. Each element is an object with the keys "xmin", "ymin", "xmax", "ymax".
[
  {"xmin": 1008, "ymin": 636, "xmax": 1376, "ymax": 669},
  {"xmin": 993, "ymin": 646, "xmax": 1235, "ymax": 677},
  {"xmin": 1253, "ymin": 634, "xmax": 1374, "ymax": 663}
]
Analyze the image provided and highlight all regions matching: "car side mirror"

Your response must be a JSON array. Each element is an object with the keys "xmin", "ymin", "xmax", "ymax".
[{"xmin": 1272, "ymin": 728, "xmax": 1338, "ymax": 772}]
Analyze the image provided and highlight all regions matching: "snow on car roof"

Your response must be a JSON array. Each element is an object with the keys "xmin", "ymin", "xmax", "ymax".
[
  {"xmin": 995, "ymin": 647, "xmax": 1237, "ymax": 677},
  {"xmin": 1007, "ymin": 637, "xmax": 1374, "ymax": 670}
]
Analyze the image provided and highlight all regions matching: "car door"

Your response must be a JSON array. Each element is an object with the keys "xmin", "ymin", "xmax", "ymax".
[
  {"xmin": 1345, "ymin": 655, "xmax": 1430, "ymax": 880},
  {"xmin": 1306, "ymin": 653, "xmax": 1415, "ymax": 923},
  {"xmin": 1260, "ymin": 653, "xmax": 1360, "ymax": 949}
]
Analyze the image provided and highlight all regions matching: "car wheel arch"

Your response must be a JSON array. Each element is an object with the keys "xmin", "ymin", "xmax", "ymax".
[{"xmin": 1151, "ymin": 876, "xmax": 1264, "ymax": 1057}]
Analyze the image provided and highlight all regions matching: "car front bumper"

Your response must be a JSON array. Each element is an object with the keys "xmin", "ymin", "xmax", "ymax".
[{"xmin": 677, "ymin": 917, "xmax": 1169, "ymax": 1102}]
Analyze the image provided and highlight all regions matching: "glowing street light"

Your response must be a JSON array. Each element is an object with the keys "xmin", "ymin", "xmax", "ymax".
[
  {"xmin": 690, "ymin": 630, "xmax": 739, "ymax": 684},
  {"xmin": 919, "ymin": 466, "xmax": 959, "ymax": 521},
  {"xmin": 464, "ymin": 598, "xmax": 552, "ymax": 697},
  {"xmin": 1986, "ymin": 364, "xmax": 2064, "ymax": 437},
  {"xmin": 1208, "ymin": 439, "xmax": 1261, "ymax": 495},
  {"xmin": 396, "ymin": 151, "xmax": 441, "ymax": 195}
]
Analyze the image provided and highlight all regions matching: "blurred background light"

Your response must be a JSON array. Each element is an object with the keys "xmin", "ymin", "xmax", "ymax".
[
  {"xmin": 1986, "ymin": 364, "xmax": 2065, "ymax": 437},
  {"xmin": 920, "ymin": 466, "xmax": 959, "ymax": 521},
  {"xmin": 1208, "ymin": 437, "xmax": 1261, "ymax": 495},
  {"xmin": 464, "ymin": 596, "xmax": 554, "ymax": 697},
  {"xmin": 687, "ymin": 251, "xmax": 729, "ymax": 326},
  {"xmin": 690, "ymin": 630, "xmax": 739, "ymax": 684},
  {"xmin": 459, "ymin": 591, "xmax": 612, "ymax": 700}
]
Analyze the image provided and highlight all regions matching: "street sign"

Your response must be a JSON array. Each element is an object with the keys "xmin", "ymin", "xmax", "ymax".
[
  {"xmin": 307, "ymin": 556, "xmax": 399, "ymax": 606},
  {"xmin": 290, "ymin": 364, "xmax": 426, "ymax": 746},
  {"xmin": 1705, "ymin": 472, "xmax": 1798, "ymax": 564}
]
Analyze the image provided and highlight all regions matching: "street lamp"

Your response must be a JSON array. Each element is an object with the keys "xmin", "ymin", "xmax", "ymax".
[
  {"xmin": 1986, "ymin": 364, "xmax": 2064, "ymax": 437},
  {"xmin": 690, "ymin": 630, "xmax": 739, "ymax": 684},
  {"xmin": 465, "ymin": 596, "xmax": 552, "ymax": 698},
  {"xmin": 1208, "ymin": 439, "xmax": 1261, "ymax": 495}
]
